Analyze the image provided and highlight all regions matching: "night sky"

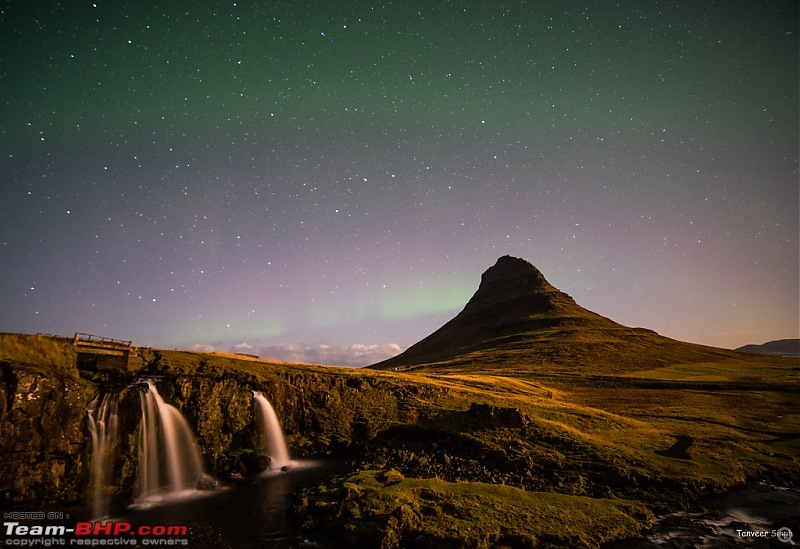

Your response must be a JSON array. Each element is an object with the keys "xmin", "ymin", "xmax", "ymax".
[{"xmin": 1, "ymin": 1, "xmax": 797, "ymax": 367}]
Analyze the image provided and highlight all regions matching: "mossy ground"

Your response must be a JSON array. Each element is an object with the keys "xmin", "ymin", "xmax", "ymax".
[{"xmin": 296, "ymin": 469, "xmax": 651, "ymax": 548}]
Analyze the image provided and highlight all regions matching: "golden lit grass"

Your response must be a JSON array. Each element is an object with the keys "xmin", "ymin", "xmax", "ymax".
[
  {"xmin": 0, "ymin": 332, "xmax": 78, "ymax": 375},
  {"xmin": 559, "ymin": 384, "xmax": 800, "ymax": 482},
  {"xmin": 426, "ymin": 373, "xmax": 563, "ymax": 399},
  {"xmin": 628, "ymin": 358, "xmax": 800, "ymax": 382}
]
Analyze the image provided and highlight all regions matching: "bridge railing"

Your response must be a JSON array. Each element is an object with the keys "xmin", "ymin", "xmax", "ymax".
[{"xmin": 74, "ymin": 332, "xmax": 132, "ymax": 347}]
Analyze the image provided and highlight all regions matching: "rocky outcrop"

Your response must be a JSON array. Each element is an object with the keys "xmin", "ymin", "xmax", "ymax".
[
  {"xmin": 466, "ymin": 403, "xmax": 531, "ymax": 428},
  {"xmin": 0, "ymin": 361, "xmax": 95, "ymax": 507},
  {"xmin": 460, "ymin": 255, "xmax": 564, "ymax": 313}
]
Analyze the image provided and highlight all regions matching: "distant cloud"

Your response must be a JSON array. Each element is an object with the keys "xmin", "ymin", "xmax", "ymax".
[
  {"xmin": 184, "ymin": 340, "xmax": 403, "ymax": 368},
  {"xmin": 233, "ymin": 341, "xmax": 254, "ymax": 353},
  {"xmin": 255, "ymin": 342, "xmax": 404, "ymax": 368},
  {"xmin": 190, "ymin": 343, "xmax": 216, "ymax": 353}
]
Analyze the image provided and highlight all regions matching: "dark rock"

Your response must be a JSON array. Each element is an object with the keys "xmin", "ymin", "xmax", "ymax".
[
  {"xmin": 462, "ymin": 255, "xmax": 561, "ymax": 312},
  {"xmin": 196, "ymin": 474, "xmax": 217, "ymax": 490},
  {"xmin": 655, "ymin": 436, "xmax": 693, "ymax": 460},
  {"xmin": 240, "ymin": 452, "xmax": 271, "ymax": 472},
  {"xmin": 346, "ymin": 377, "xmax": 367, "ymax": 390},
  {"xmin": 467, "ymin": 403, "xmax": 531, "ymax": 428},
  {"xmin": 220, "ymin": 455, "xmax": 248, "ymax": 478},
  {"xmin": 337, "ymin": 486, "xmax": 361, "ymax": 518},
  {"xmin": 0, "ymin": 362, "xmax": 95, "ymax": 507}
]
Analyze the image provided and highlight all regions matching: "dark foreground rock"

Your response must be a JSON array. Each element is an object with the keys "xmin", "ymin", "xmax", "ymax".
[{"xmin": 0, "ymin": 361, "xmax": 95, "ymax": 507}]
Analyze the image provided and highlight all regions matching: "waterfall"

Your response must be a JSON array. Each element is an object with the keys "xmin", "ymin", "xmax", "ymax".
[
  {"xmin": 135, "ymin": 380, "xmax": 207, "ymax": 503},
  {"xmin": 86, "ymin": 392, "xmax": 120, "ymax": 519},
  {"xmin": 252, "ymin": 391, "xmax": 291, "ymax": 468}
]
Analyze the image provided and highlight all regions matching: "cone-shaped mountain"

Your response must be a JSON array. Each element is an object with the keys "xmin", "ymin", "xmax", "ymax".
[{"xmin": 370, "ymin": 256, "xmax": 751, "ymax": 374}]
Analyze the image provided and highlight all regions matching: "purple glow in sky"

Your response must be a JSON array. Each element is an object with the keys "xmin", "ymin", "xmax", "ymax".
[{"xmin": 1, "ymin": 1, "xmax": 797, "ymax": 366}]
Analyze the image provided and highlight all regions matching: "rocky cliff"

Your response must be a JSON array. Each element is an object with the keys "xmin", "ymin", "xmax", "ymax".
[{"xmin": 0, "ymin": 361, "xmax": 94, "ymax": 506}]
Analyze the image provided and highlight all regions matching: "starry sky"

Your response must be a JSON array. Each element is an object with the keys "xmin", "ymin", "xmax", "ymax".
[{"xmin": 1, "ymin": 1, "xmax": 797, "ymax": 367}]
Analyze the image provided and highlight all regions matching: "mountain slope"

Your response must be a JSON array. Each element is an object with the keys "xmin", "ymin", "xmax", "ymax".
[
  {"xmin": 737, "ymin": 339, "xmax": 800, "ymax": 358},
  {"xmin": 370, "ymin": 256, "xmax": 768, "ymax": 375}
]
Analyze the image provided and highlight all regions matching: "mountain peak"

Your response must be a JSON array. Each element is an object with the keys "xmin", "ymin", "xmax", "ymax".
[
  {"xmin": 459, "ymin": 256, "xmax": 574, "ymax": 318},
  {"xmin": 471, "ymin": 255, "xmax": 557, "ymax": 301}
]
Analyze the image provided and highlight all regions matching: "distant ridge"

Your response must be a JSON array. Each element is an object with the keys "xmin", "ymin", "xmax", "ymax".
[
  {"xmin": 369, "ymin": 256, "xmax": 766, "ymax": 374},
  {"xmin": 736, "ymin": 339, "xmax": 800, "ymax": 358}
]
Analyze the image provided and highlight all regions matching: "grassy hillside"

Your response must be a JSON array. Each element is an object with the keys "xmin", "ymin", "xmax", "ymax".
[{"xmin": 373, "ymin": 326, "xmax": 780, "ymax": 377}]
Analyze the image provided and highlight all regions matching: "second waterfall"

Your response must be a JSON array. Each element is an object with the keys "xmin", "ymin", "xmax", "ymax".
[
  {"xmin": 252, "ymin": 391, "xmax": 291, "ymax": 469},
  {"xmin": 136, "ymin": 380, "xmax": 209, "ymax": 503}
]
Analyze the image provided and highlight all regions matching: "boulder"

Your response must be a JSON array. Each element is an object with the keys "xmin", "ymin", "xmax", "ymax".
[{"xmin": 467, "ymin": 403, "xmax": 531, "ymax": 428}]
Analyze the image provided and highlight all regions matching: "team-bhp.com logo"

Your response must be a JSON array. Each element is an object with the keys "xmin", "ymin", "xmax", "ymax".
[
  {"xmin": 75, "ymin": 522, "xmax": 188, "ymax": 537},
  {"xmin": 5, "ymin": 520, "xmax": 189, "ymax": 546}
]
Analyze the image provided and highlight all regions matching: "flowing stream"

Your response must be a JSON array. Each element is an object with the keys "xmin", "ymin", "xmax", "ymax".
[{"xmin": 605, "ymin": 483, "xmax": 800, "ymax": 548}]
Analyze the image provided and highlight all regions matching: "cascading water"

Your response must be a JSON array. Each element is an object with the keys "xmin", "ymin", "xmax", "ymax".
[
  {"xmin": 86, "ymin": 392, "xmax": 120, "ymax": 519},
  {"xmin": 135, "ymin": 380, "xmax": 207, "ymax": 503},
  {"xmin": 252, "ymin": 391, "xmax": 291, "ymax": 469}
]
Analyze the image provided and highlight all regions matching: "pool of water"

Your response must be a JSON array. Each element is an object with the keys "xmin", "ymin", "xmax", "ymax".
[{"xmin": 114, "ymin": 460, "xmax": 347, "ymax": 548}]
